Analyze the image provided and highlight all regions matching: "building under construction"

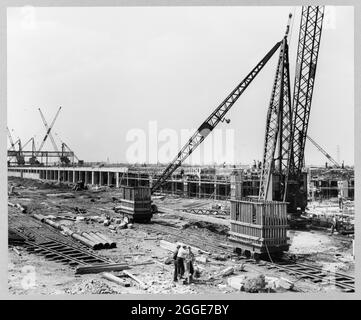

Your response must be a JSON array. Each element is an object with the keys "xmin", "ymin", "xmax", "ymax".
[{"xmin": 7, "ymin": 6, "xmax": 355, "ymax": 295}]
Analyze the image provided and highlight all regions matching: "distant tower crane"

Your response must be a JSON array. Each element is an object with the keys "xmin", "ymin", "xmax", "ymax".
[
  {"xmin": 7, "ymin": 127, "xmax": 17, "ymax": 164},
  {"xmin": 7, "ymin": 127, "xmax": 16, "ymax": 151},
  {"xmin": 37, "ymin": 107, "xmax": 62, "ymax": 157}
]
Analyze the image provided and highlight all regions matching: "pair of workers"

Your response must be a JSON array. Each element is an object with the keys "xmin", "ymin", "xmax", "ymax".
[{"xmin": 173, "ymin": 244, "xmax": 194, "ymax": 283}]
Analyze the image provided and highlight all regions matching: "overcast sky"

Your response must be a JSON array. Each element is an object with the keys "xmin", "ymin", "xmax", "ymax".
[{"xmin": 7, "ymin": 6, "xmax": 354, "ymax": 165}]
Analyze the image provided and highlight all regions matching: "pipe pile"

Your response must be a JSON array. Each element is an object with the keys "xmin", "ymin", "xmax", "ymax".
[{"xmin": 32, "ymin": 214, "xmax": 116, "ymax": 250}]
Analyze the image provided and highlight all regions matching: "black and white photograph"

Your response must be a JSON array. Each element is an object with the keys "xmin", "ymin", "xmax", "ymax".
[{"xmin": 5, "ymin": 4, "xmax": 355, "ymax": 296}]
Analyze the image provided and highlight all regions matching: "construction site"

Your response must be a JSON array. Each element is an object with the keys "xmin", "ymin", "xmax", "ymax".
[{"xmin": 7, "ymin": 6, "xmax": 355, "ymax": 295}]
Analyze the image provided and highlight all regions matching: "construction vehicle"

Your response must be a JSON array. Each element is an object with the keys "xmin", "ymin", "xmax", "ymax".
[
  {"xmin": 120, "ymin": 25, "xmax": 284, "ymax": 221},
  {"xmin": 119, "ymin": 7, "xmax": 325, "ymax": 230},
  {"xmin": 256, "ymin": 6, "xmax": 324, "ymax": 228}
]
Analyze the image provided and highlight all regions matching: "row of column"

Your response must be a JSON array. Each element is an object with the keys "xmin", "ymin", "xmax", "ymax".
[
  {"xmin": 149, "ymin": 175, "xmax": 232, "ymax": 200},
  {"xmin": 39, "ymin": 169, "xmax": 120, "ymax": 187}
]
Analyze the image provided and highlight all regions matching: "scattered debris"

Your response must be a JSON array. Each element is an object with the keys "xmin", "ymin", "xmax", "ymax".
[
  {"xmin": 123, "ymin": 270, "xmax": 148, "ymax": 290},
  {"xmin": 101, "ymin": 272, "xmax": 131, "ymax": 287},
  {"xmin": 227, "ymin": 274, "xmax": 266, "ymax": 293},
  {"xmin": 219, "ymin": 266, "xmax": 234, "ymax": 277}
]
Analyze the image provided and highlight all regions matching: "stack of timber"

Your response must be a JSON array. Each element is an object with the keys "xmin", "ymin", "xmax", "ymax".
[
  {"xmin": 229, "ymin": 198, "xmax": 289, "ymax": 256},
  {"xmin": 118, "ymin": 186, "xmax": 153, "ymax": 223}
]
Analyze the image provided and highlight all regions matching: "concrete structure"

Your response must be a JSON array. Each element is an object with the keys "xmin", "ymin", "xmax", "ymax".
[
  {"xmin": 8, "ymin": 165, "xmax": 354, "ymax": 200},
  {"xmin": 8, "ymin": 166, "xmax": 126, "ymax": 188}
]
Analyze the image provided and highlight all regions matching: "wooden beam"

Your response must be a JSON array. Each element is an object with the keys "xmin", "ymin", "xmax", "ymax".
[{"xmin": 75, "ymin": 263, "xmax": 129, "ymax": 275}]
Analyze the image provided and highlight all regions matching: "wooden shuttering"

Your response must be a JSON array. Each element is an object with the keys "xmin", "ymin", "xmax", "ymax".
[
  {"xmin": 120, "ymin": 186, "xmax": 151, "ymax": 201},
  {"xmin": 229, "ymin": 198, "xmax": 289, "ymax": 252}
]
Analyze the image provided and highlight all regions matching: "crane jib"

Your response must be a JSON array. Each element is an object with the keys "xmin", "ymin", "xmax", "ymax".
[{"xmin": 150, "ymin": 40, "xmax": 282, "ymax": 194}]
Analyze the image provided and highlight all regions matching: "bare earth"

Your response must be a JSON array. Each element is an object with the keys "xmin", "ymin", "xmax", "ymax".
[{"xmin": 8, "ymin": 177, "xmax": 354, "ymax": 295}]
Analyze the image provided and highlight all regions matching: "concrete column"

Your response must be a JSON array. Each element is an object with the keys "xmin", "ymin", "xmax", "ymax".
[
  {"xmin": 107, "ymin": 172, "xmax": 110, "ymax": 186},
  {"xmin": 198, "ymin": 176, "xmax": 201, "ymax": 198},
  {"xmin": 116, "ymin": 172, "xmax": 119, "ymax": 188},
  {"xmin": 84, "ymin": 171, "xmax": 88, "ymax": 184},
  {"xmin": 91, "ymin": 171, "xmax": 95, "ymax": 185},
  {"xmin": 183, "ymin": 176, "xmax": 188, "ymax": 197},
  {"xmin": 73, "ymin": 170, "xmax": 76, "ymax": 183},
  {"xmin": 230, "ymin": 171, "xmax": 243, "ymax": 200}
]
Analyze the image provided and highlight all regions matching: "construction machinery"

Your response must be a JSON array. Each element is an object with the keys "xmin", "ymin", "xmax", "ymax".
[
  {"xmin": 306, "ymin": 135, "xmax": 340, "ymax": 168},
  {"xmin": 7, "ymin": 127, "xmax": 17, "ymax": 165},
  {"xmin": 7, "ymin": 127, "xmax": 16, "ymax": 152},
  {"xmin": 37, "ymin": 107, "xmax": 61, "ymax": 155},
  {"xmin": 60, "ymin": 141, "xmax": 83, "ymax": 166},
  {"xmin": 14, "ymin": 139, "xmax": 25, "ymax": 166},
  {"xmin": 37, "ymin": 106, "xmax": 72, "ymax": 165},
  {"xmin": 149, "ymin": 41, "xmax": 282, "ymax": 194},
  {"xmin": 118, "ymin": 24, "xmax": 288, "ymax": 222},
  {"xmin": 103, "ymin": 7, "xmax": 325, "ymax": 233},
  {"xmin": 7, "ymin": 107, "xmax": 76, "ymax": 166},
  {"xmin": 145, "ymin": 7, "xmax": 324, "ymax": 230},
  {"xmin": 28, "ymin": 137, "xmax": 41, "ymax": 165},
  {"xmin": 118, "ymin": 36, "xmax": 283, "ymax": 222},
  {"xmin": 258, "ymin": 6, "xmax": 324, "ymax": 228}
]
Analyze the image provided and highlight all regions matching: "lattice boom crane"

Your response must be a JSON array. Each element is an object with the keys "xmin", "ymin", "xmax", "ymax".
[{"xmin": 150, "ymin": 40, "xmax": 282, "ymax": 194}]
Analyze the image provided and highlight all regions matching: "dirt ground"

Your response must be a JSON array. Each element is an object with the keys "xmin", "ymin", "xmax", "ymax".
[{"xmin": 7, "ymin": 177, "xmax": 355, "ymax": 295}]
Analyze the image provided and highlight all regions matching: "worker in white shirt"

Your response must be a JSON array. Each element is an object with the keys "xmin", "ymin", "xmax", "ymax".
[{"xmin": 176, "ymin": 244, "xmax": 188, "ymax": 278}]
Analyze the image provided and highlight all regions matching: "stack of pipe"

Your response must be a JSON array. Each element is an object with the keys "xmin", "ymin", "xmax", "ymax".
[
  {"xmin": 32, "ymin": 214, "xmax": 116, "ymax": 250},
  {"xmin": 81, "ymin": 232, "xmax": 117, "ymax": 250}
]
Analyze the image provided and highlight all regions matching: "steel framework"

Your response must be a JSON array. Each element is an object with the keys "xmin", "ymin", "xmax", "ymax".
[
  {"xmin": 259, "ymin": 15, "xmax": 293, "ymax": 201},
  {"xmin": 289, "ymin": 6, "xmax": 324, "ymax": 176}
]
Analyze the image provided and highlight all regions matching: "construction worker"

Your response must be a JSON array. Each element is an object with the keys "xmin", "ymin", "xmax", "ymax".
[
  {"xmin": 176, "ymin": 244, "xmax": 188, "ymax": 279},
  {"xmin": 173, "ymin": 244, "xmax": 181, "ymax": 282},
  {"xmin": 184, "ymin": 246, "xmax": 195, "ymax": 284},
  {"xmin": 338, "ymin": 193, "xmax": 343, "ymax": 210},
  {"xmin": 330, "ymin": 215, "xmax": 338, "ymax": 235}
]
